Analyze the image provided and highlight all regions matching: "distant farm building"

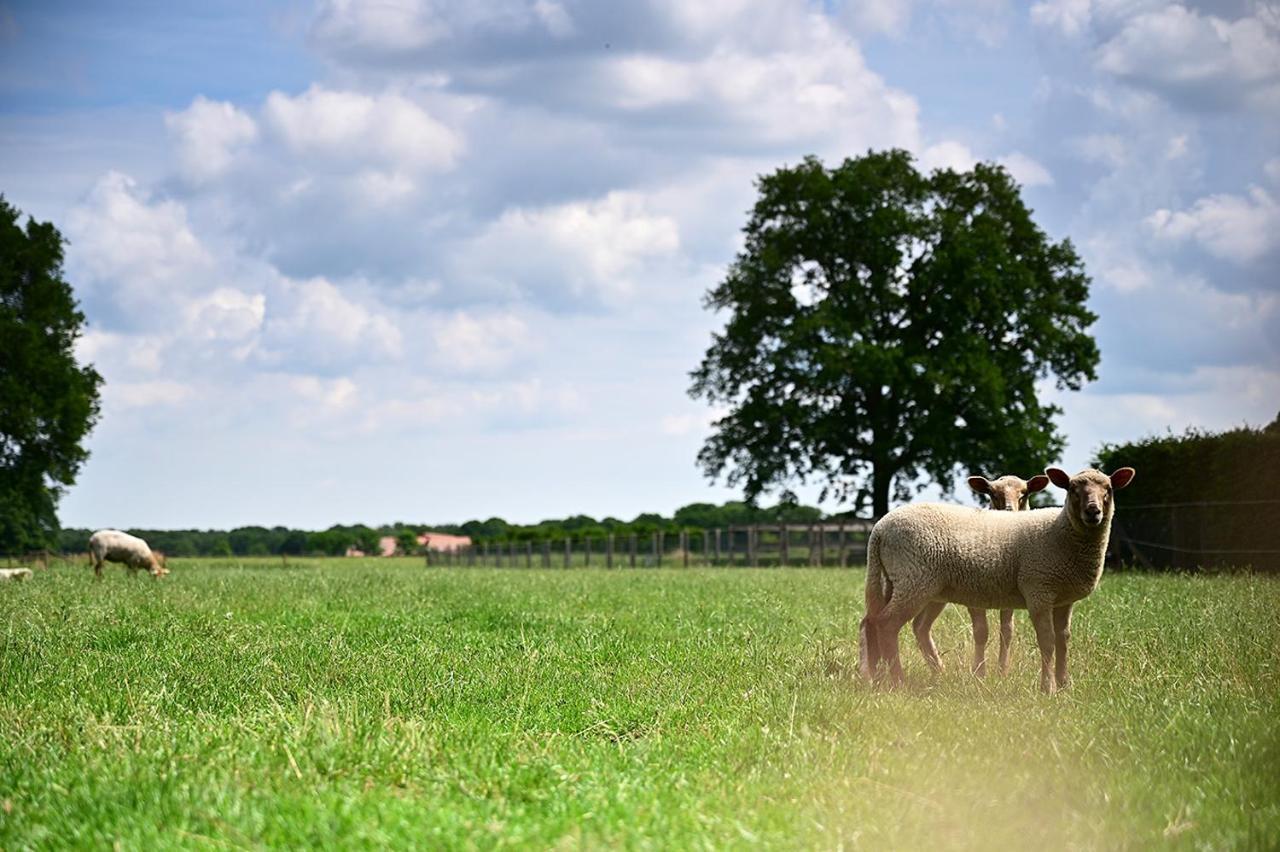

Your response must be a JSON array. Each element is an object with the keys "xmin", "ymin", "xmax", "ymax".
[
  {"xmin": 420, "ymin": 532, "xmax": 471, "ymax": 552},
  {"xmin": 375, "ymin": 532, "xmax": 472, "ymax": 557}
]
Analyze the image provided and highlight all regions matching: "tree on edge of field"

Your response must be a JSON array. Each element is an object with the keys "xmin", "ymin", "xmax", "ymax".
[
  {"xmin": 690, "ymin": 150, "xmax": 1100, "ymax": 518},
  {"xmin": 0, "ymin": 197, "xmax": 103, "ymax": 554}
]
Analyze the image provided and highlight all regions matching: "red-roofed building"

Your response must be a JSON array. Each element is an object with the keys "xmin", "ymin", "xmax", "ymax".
[{"xmin": 376, "ymin": 532, "xmax": 473, "ymax": 557}]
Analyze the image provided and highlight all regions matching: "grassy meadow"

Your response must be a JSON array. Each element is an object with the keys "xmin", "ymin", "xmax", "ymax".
[{"xmin": 1, "ymin": 558, "xmax": 1277, "ymax": 848}]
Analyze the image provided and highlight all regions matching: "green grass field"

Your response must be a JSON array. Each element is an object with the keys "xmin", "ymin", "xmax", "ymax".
[{"xmin": 1, "ymin": 559, "xmax": 1277, "ymax": 848}]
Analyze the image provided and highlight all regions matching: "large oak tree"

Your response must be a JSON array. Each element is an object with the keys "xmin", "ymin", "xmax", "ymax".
[
  {"xmin": 690, "ymin": 151, "xmax": 1099, "ymax": 518},
  {"xmin": 0, "ymin": 197, "xmax": 102, "ymax": 554}
]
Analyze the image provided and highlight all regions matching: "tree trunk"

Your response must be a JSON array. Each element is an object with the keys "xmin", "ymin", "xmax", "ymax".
[{"xmin": 872, "ymin": 463, "xmax": 893, "ymax": 519}]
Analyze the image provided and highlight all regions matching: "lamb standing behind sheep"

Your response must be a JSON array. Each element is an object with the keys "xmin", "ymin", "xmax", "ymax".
[
  {"xmin": 88, "ymin": 529, "xmax": 169, "ymax": 579},
  {"xmin": 909, "ymin": 473, "xmax": 1049, "ymax": 676},
  {"xmin": 0, "ymin": 568, "xmax": 33, "ymax": 581},
  {"xmin": 859, "ymin": 467, "xmax": 1135, "ymax": 693}
]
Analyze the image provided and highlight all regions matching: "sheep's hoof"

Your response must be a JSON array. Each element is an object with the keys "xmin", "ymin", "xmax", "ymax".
[{"xmin": 972, "ymin": 661, "xmax": 987, "ymax": 678}]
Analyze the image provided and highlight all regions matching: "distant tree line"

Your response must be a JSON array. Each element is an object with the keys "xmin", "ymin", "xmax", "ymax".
[{"xmin": 55, "ymin": 500, "xmax": 832, "ymax": 557}]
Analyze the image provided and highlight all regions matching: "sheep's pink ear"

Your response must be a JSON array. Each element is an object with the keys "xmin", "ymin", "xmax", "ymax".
[
  {"xmin": 1109, "ymin": 467, "xmax": 1136, "ymax": 489},
  {"xmin": 1026, "ymin": 475, "xmax": 1050, "ymax": 493},
  {"xmin": 968, "ymin": 476, "xmax": 991, "ymax": 495},
  {"xmin": 1046, "ymin": 467, "xmax": 1071, "ymax": 489}
]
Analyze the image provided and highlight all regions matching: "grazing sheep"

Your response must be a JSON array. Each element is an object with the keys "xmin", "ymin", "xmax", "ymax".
[
  {"xmin": 910, "ymin": 474, "xmax": 1049, "ymax": 676},
  {"xmin": 859, "ymin": 467, "xmax": 1135, "ymax": 693},
  {"xmin": 88, "ymin": 529, "xmax": 169, "ymax": 579},
  {"xmin": 0, "ymin": 568, "xmax": 33, "ymax": 581}
]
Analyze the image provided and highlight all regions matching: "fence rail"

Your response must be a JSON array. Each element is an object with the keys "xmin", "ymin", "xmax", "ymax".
[
  {"xmin": 427, "ymin": 522, "xmax": 875, "ymax": 569},
  {"xmin": 1110, "ymin": 499, "xmax": 1279, "ymax": 571}
]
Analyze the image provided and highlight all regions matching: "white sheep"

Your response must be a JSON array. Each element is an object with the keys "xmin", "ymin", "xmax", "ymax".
[
  {"xmin": 858, "ymin": 466, "xmax": 1135, "ymax": 693},
  {"xmin": 910, "ymin": 473, "xmax": 1049, "ymax": 676},
  {"xmin": 0, "ymin": 568, "xmax": 33, "ymax": 581},
  {"xmin": 88, "ymin": 529, "xmax": 169, "ymax": 579}
]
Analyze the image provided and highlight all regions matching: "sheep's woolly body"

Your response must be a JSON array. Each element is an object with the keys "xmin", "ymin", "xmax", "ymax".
[
  {"xmin": 870, "ymin": 504, "xmax": 1109, "ymax": 612},
  {"xmin": 89, "ymin": 529, "xmax": 163, "ymax": 575}
]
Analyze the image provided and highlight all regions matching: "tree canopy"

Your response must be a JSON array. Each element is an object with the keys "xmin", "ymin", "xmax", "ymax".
[
  {"xmin": 690, "ymin": 150, "xmax": 1100, "ymax": 517},
  {"xmin": 0, "ymin": 197, "xmax": 103, "ymax": 554}
]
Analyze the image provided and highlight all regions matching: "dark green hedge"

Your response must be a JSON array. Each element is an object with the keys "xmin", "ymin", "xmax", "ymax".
[{"xmin": 1095, "ymin": 414, "xmax": 1280, "ymax": 571}]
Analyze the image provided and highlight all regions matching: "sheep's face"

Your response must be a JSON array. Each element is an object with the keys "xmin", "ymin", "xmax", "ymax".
[
  {"xmin": 968, "ymin": 474, "xmax": 1050, "ymax": 511},
  {"xmin": 1046, "ymin": 467, "xmax": 1136, "ymax": 529}
]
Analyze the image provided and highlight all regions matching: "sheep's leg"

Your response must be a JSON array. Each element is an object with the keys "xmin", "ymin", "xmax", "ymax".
[
  {"xmin": 873, "ymin": 600, "xmax": 921, "ymax": 687},
  {"xmin": 858, "ymin": 615, "xmax": 881, "ymax": 680},
  {"xmin": 997, "ymin": 609, "xmax": 1014, "ymax": 674},
  {"xmin": 92, "ymin": 555, "xmax": 103, "ymax": 580},
  {"xmin": 1029, "ymin": 607, "xmax": 1057, "ymax": 694},
  {"xmin": 912, "ymin": 602, "xmax": 947, "ymax": 673},
  {"xmin": 968, "ymin": 608, "xmax": 990, "ymax": 677},
  {"xmin": 1053, "ymin": 604, "xmax": 1073, "ymax": 689}
]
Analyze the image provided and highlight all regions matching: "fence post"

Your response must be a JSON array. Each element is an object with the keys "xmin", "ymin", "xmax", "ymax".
[
  {"xmin": 726, "ymin": 527, "xmax": 734, "ymax": 565},
  {"xmin": 585, "ymin": 536, "xmax": 591, "ymax": 567},
  {"xmin": 629, "ymin": 534, "xmax": 637, "ymax": 568},
  {"xmin": 607, "ymin": 534, "xmax": 614, "ymax": 568},
  {"xmin": 653, "ymin": 532, "xmax": 661, "ymax": 567},
  {"xmin": 564, "ymin": 537, "xmax": 571, "ymax": 569},
  {"xmin": 780, "ymin": 524, "xmax": 789, "ymax": 567},
  {"xmin": 817, "ymin": 524, "xmax": 825, "ymax": 567},
  {"xmin": 681, "ymin": 530, "xmax": 689, "ymax": 568},
  {"xmin": 837, "ymin": 521, "xmax": 846, "ymax": 567},
  {"xmin": 749, "ymin": 525, "xmax": 758, "ymax": 567}
]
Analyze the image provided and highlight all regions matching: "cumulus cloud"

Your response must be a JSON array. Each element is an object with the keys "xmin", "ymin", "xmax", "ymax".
[
  {"xmin": 1030, "ymin": 0, "xmax": 1091, "ymax": 37},
  {"xmin": 1038, "ymin": 2, "xmax": 1280, "ymax": 110},
  {"xmin": 256, "ymin": 276, "xmax": 404, "ymax": 371},
  {"xmin": 165, "ymin": 96, "xmax": 258, "ymax": 183},
  {"xmin": 263, "ymin": 86, "xmax": 463, "ymax": 174},
  {"xmin": 461, "ymin": 191, "xmax": 681, "ymax": 306},
  {"xmin": 66, "ymin": 172, "xmax": 213, "ymax": 329},
  {"xmin": 997, "ymin": 151, "xmax": 1054, "ymax": 186},
  {"xmin": 431, "ymin": 310, "xmax": 532, "ymax": 373},
  {"xmin": 109, "ymin": 380, "xmax": 196, "ymax": 410},
  {"xmin": 1147, "ymin": 186, "xmax": 1280, "ymax": 264}
]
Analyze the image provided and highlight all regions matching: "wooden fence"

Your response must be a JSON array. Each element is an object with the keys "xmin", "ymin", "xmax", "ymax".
[{"xmin": 426, "ymin": 522, "xmax": 875, "ymax": 569}]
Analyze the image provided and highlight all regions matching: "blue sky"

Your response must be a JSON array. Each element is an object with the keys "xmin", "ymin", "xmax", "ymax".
[{"xmin": 2, "ymin": 0, "xmax": 1277, "ymax": 529}]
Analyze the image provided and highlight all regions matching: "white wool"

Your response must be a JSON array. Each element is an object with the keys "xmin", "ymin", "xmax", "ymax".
[{"xmin": 89, "ymin": 529, "xmax": 165, "ymax": 575}]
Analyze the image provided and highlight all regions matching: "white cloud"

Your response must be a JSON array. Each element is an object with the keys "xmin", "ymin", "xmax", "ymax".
[
  {"xmin": 997, "ymin": 151, "xmax": 1054, "ymax": 186},
  {"xmin": 289, "ymin": 375, "xmax": 359, "ymax": 412},
  {"xmin": 1070, "ymin": 133, "xmax": 1127, "ymax": 167},
  {"xmin": 919, "ymin": 143, "xmax": 1052, "ymax": 186},
  {"xmin": 432, "ymin": 310, "xmax": 532, "ymax": 373},
  {"xmin": 920, "ymin": 140, "xmax": 978, "ymax": 173},
  {"xmin": 838, "ymin": 0, "xmax": 915, "ymax": 36},
  {"xmin": 463, "ymin": 191, "xmax": 681, "ymax": 304},
  {"xmin": 1030, "ymin": 0, "xmax": 1091, "ymax": 37},
  {"xmin": 257, "ymin": 276, "xmax": 404, "ymax": 369},
  {"xmin": 66, "ymin": 172, "xmax": 214, "ymax": 327},
  {"xmin": 109, "ymin": 380, "xmax": 196, "ymax": 410},
  {"xmin": 310, "ymin": 0, "xmax": 452, "ymax": 53},
  {"xmin": 263, "ymin": 86, "xmax": 462, "ymax": 174},
  {"xmin": 1147, "ymin": 187, "xmax": 1280, "ymax": 264},
  {"xmin": 184, "ymin": 288, "xmax": 266, "ymax": 344},
  {"xmin": 603, "ymin": 20, "xmax": 920, "ymax": 154},
  {"xmin": 532, "ymin": 0, "xmax": 574, "ymax": 37},
  {"xmin": 165, "ymin": 96, "xmax": 258, "ymax": 183},
  {"xmin": 1094, "ymin": 4, "xmax": 1280, "ymax": 110}
]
